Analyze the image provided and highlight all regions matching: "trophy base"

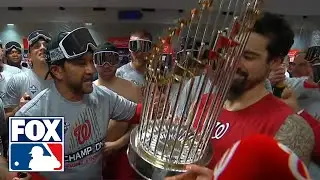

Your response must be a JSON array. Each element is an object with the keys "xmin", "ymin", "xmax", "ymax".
[{"xmin": 127, "ymin": 127, "xmax": 213, "ymax": 180}]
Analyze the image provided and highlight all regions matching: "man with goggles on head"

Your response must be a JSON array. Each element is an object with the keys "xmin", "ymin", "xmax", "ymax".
[
  {"xmin": 14, "ymin": 27, "xmax": 141, "ymax": 180},
  {"xmin": 93, "ymin": 42, "xmax": 141, "ymax": 180},
  {"xmin": 4, "ymin": 41, "xmax": 28, "ymax": 71},
  {"xmin": 3, "ymin": 30, "xmax": 52, "ymax": 121},
  {"xmin": 116, "ymin": 30, "xmax": 152, "ymax": 86},
  {"xmin": 175, "ymin": 39, "xmax": 212, "ymax": 119}
]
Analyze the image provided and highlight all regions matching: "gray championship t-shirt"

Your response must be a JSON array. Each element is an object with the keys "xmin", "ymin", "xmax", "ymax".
[
  {"xmin": 2, "ymin": 69, "xmax": 52, "ymax": 109},
  {"xmin": 15, "ymin": 84, "xmax": 137, "ymax": 180},
  {"xmin": 0, "ymin": 64, "xmax": 22, "ymax": 97},
  {"xmin": 21, "ymin": 66, "xmax": 30, "ymax": 72},
  {"xmin": 116, "ymin": 62, "xmax": 145, "ymax": 86}
]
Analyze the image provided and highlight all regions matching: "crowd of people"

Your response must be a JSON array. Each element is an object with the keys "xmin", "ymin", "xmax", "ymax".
[{"xmin": 0, "ymin": 11, "xmax": 319, "ymax": 180}]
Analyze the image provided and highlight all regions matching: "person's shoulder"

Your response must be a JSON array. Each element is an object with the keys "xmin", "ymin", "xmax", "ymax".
[
  {"xmin": 3, "ymin": 64, "xmax": 22, "ymax": 74},
  {"xmin": 92, "ymin": 84, "xmax": 117, "ymax": 99},
  {"xmin": 255, "ymin": 93, "xmax": 294, "ymax": 116},
  {"xmin": 262, "ymin": 93, "xmax": 293, "ymax": 109},
  {"xmin": 17, "ymin": 88, "xmax": 51, "ymax": 116},
  {"xmin": 116, "ymin": 63, "xmax": 130, "ymax": 74},
  {"xmin": 8, "ymin": 70, "xmax": 28, "ymax": 81},
  {"xmin": 93, "ymin": 79, "xmax": 99, "ymax": 86},
  {"xmin": 21, "ymin": 67, "xmax": 30, "ymax": 72}
]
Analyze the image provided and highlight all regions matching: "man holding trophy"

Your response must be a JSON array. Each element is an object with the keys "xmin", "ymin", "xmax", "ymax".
[{"xmin": 126, "ymin": 0, "xmax": 317, "ymax": 179}]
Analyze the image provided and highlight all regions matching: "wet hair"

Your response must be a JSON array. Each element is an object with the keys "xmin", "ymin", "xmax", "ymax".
[
  {"xmin": 130, "ymin": 30, "xmax": 153, "ymax": 41},
  {"xmin": 253, "ymin": 12, "xmax": 294, "ymax": 62}
]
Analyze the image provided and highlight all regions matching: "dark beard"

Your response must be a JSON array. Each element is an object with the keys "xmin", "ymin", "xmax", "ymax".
[
  {"xmin": 227, "ymin": 69, "xmax": 248, "ymax": 101},
  {"xmin": 227, "ymin": 73, "xmax": 267, "ymax": 101},
  {"xmin": 227, "ymin": 78, "xmax": 247, "ymax": 101}
]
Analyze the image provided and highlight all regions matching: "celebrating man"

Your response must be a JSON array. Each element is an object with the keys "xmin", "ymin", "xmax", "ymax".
[
  {"xmin": 116, "ymin": 30, "xmax": 152, "ymax": 86},
  {"xmin": 93, "ymin": 42, "xmax": 141, "ymax": 179},
  {"xmin": 14, "ymin": 27, "xmax": 141, "ymax": 179},
  {"xmin": 175, "ymin": 12, "xmax": 316, "ymax": 172},
  {"xmin": 4, "ymin": 41, "xmax": 28, "ymax": 71},
  {"xmin": 3, "ymin": 30, "xmax": 52, "ymax": 119}
]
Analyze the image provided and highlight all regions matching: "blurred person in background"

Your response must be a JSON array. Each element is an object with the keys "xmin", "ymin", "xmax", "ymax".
[
  {"xmin": 290, "ymin": 52, "xmax": 314, "ymax": 79},
  {"xmin": 1, "ymin": 30, "xmax": 52, "ymax": 165},
  {"xmin": 176, "ymin": 12, "xmax": 316, "ymax": 170},
  {"xmin": 268, "ymin": 51, "xmax": 320, "ymax": 119},
  {"xmin": 0, "ymin": 41, "xmax": 4, "ymax": 63},
  {"xmin": 116, "ymin": 30, "xmax": 153, "ymax": 87},
  {"xmin": 3, "ymin": 30, "xmax": 52, "ymax": 120},
  {"xmin": 0, "ymin": 156, "xmax": 31, "ymax": 180},
  {"xmin": 175, "ymin": 40, "xmax": 211, "ymax": 118},
  {"xmin": 0, "ymin": 97, "xmax": 31, "ymax": 180},
  {"xmin": 93, "ymin": 42, "xmax": 141, "ymax": 180},
  {"xmin": 14, "ymin": 27, "xmax": 143, "ymax": 180},
  {"xmin": 0, "ymin": 54, "xmax": 21, "ymax": 98},
  {"xmin": 0, "ymin": 43, "xmax": 21, "ymax": 159},
  {"xmin": 0, "ymin": 98, "xmax": 5, "ymax": 158},
  {"xmin": 4, "ymin": 41, "xmax": 28, "ymax": 71}
]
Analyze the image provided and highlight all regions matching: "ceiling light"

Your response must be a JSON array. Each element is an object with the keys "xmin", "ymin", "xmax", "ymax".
[
  {"xmin": 85, "ymin": 23, "xmax": 92, "ymax": 26},
  {"xmin": 7, "ymin": 24, "xmax": 14, "ymax": 26}
]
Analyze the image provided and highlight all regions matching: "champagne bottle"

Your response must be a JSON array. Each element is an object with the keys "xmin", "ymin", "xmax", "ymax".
[
  {"xmin": 273, "ymin": 63, "xmax": 287, "ymax": 98},
  {"xmin": 273, "ymin": 81, "xmax": 286, "ymax": 98}
]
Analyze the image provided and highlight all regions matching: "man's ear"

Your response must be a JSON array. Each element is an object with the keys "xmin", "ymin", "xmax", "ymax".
[{"xmin": 50, "ymin": 65, "xmax": 64, "ymax": 80}]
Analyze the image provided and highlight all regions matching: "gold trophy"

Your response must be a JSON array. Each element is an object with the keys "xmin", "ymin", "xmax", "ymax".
[{"xmin": 127, "ymin": 0, "xmax": 262, "ymax": 179}]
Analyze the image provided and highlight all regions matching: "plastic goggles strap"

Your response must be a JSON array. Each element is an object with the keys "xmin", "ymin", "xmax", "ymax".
[
  {"xmin": 6, "ymin": 45, "xmax": 21, "ymax": 52},
  {"xmin": 49, "ymin": 47, "xmax": 65, "ymax": 62},
  {"xmin": 28, "ymin": 34, "xmax": 51, "ymax": 44}
]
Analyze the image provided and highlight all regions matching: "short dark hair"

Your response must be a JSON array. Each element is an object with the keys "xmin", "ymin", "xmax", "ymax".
[
  {"xmin": 130, "ymin": 30, "xmax": 153, "ymax": 41},
  {"xmin": 253, "ymin": 12, "xmax": 294, "ymax": 62}
]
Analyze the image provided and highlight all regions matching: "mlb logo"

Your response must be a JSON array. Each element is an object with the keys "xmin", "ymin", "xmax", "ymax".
[{"xmin": 9, "ymin": 117, "xmax": 64, "ymax": 172}]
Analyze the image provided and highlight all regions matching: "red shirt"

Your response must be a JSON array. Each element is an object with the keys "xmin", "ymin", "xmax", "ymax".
[{"xmin": 194, "ymin": 93, "xmax": 294, "ymax": 168}]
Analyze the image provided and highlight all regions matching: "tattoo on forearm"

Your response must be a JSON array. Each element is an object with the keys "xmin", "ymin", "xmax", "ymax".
[{"xmin": 274, "ymin": 114, "xmax": 315, "ymax": 165}]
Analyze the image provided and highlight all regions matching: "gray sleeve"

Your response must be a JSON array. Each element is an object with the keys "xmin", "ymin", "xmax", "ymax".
[
  {"xmin": 102, "ymin": 87, "xmax": 137, "ymax": 121},
  {"xmin": 0, "ymin": 98, "xmax": 7, "ymax": 156},
  {"xmin": 115, "ymin": 67, "xmax": 125, "ymax": 78},
  {"xmin": 2, "ymin": 77, "xmax": 21, "ymax": 109},
  {"xmin": 264, "ymin": 79, "xmax": 273, "ymax": 93},
  {"xmin": 286, "ymin": 77, "xmax": 307, "ymax": 98},
  {"xmin": 0, "ymin": 98, "xmax": 7, "ymax": 137},
  {"xmin": 14, "ymin": 109, "xmax": 25, "ymax": 117}
]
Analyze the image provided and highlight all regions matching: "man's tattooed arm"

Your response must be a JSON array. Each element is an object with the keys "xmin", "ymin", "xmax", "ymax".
[{"xmin": 274, "ymin": 114, "xmax": 315, "ymax": 165}]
